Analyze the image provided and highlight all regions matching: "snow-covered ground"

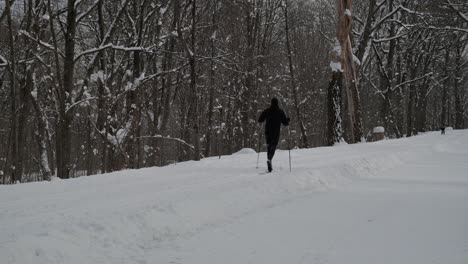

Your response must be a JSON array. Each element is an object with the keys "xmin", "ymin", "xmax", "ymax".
[{"xmin": 1, "ymin": 131, "xmax": 468, "ymax": 264}]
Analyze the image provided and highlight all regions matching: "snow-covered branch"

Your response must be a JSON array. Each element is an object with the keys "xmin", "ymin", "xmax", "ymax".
[
  {"xmin": 426, "ymin": 26, "xmax": 468, "ymax": 34},
  {"xmin": 0, "ymin": 0, "xmax": 17, "ymax": 24},
  {"xmin": 446, "ymin": 0, "xmax": 468, "ymax": 23},
  {"xmin": 0, "ymin": 54, "xmax": 8, "ymax": 67},
  {"xmin": 19, "ymin": 30, "xmax": 65, "ymax": 58},
  {"xmin": 371, "ymin": 5, "xmax": 419, "ymax": 32},
  {"xmin": 74, "ymin": 44, "xmax": 155, "ymax": 62},
  {"xmin": 76, "ymin": 0, "xmax": 101, "ymax": 24},
  {"xmin": 372, "ymin": 32, "xmax": 410, "ymax": 43},
  {"xmin": 138, "ymin": 135, "xmax": 196, "ymax": 152},
  {"xmin": 391, "ymin": 72, "xmax": 433, "ymax": 92},
  {"xmin": 133, "ymin": 62, "xmax": 190, "ymax": 90},
  {"xmin": 65, "ymin": 97, "xmax": 97, "ymax": 114}
]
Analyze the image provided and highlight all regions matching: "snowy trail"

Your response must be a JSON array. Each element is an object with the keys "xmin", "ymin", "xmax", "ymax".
[
  {"xmin": 1, "ymin": 131, "xmax": 468, "ymax": 264},
  {"xmin": 151, "ymin": 133, "xmax": 468, "ymax": 264}
]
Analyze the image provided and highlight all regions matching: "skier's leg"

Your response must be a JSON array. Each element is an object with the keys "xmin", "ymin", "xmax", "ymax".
[
  {"xmin": 267, "ymin": 144, "xmax": 277, "ymax": 160},
  {"xmin": 267, "ymin": 144, "xmax": 277, "ymax": 172}
]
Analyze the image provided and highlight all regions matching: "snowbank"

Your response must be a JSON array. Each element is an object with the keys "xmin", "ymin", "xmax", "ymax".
[
  {"xmin": 373, "ymin": 126, "xmax": 385, "ymax": 133},
  {"xmin": 233, "ymin": 148, "xmax": 256, "ymax": 155}
]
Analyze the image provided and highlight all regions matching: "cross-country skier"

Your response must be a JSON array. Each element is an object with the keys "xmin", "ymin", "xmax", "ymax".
[{"xmin": 258, "ymin": 98, "xmax": 290, "ymax": 172}]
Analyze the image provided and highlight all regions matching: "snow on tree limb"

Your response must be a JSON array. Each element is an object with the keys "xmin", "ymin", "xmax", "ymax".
[
  {"xmin": 0, "ymin": 0, "xmax": 16, "ymax": 25},
  {"xmin": 425, "ymin": 26, "xmax": 468, "ymax": 34},
  {"xmin": 71, "ymin": 0, "xmax": 131, "ymax": 106},
  {"xmin": 105, "ymin": 63, "xmax": 190, "ymax": 110},
  {"xmin": 138, "ymin": 135, "xmax": 197, "ymax": 153},
  {"xmin": 446, "ymin": 0, "xmax": 468, "ymax": 23},
  {"xmin": 74, "ymin": 44, "xmax": 155, "ymax": 62},
  {"xmin": 76, "ymin": 0, "xmax": 101, "ymax": 24},
  {"xmin": 391, "ymin": 72, "xmax": 433, "ymax": 93},
  {"xmin": 0, "ymin": 54, "xmax": 8, "ymax": 67},
  {"xmin": 372, "ymin": 32, "xmax": 410, "ymax": 43},
  {"xmin": 19, "ymin": 30, "xmax": 65, "ymax": 58},
  {"xmin": 79, "ymin": 0, "xmax": 131, "ymax": 67},
  {"xmin": 371, "ymin": 5, "xmax": 419, "ymax": 32},
  {"xmin": 65, "ymin": 97, "xmax": 97, "ymax": 114}
]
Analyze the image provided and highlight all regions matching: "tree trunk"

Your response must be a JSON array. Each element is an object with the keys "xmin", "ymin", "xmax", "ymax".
[
  {"xmin": 283, "ymin": 0, "xmax": 308, "ymax": 148},
  {"xmin": 241, "ymin": 2, "xmax": 259, "ymax": 149},
  {"xmin": 441, "ymin": 48, "xmax": 450, "ymax": 127},
  {"xmin": 95, "ymin": 0, "xmax": 108, "ymax": 173},
  {"xmin": 6, "ymin": 0, "xmax": 19, "ymax": 182},
  {"xmin": 336, "ymin": 0, "xmax": 362, "ymax": 143},
  {"xmin": 205, "ymin": 0, "xmax": 218, "ymax": 157},
  {"xmin": 190, "ymin": 0, "xmax": 200, "ymax": 161},
  {"xmin": 454, "ymin": 44, "xmax": 464, "ymax": 129},
  {"xmin": 355, "ymin": 0, "xmax": 377, "ymax": 65},
  {"xmin": 415, "ymin": 82, "xmax": 429, "ymax": 133},
  {"xmin": 406, "ymin": 82, "xmax": 416, "ymax": 137},
  {"xmin": 56, "ymin": 0, "xmax": 77, "ymax": 179},
  {"xmin": 31, "ymin": 93, "xmax": 52, "ymax": 181},
  {"xmin": 327, "ymin": 71, "xmax": 344, "ymax": 145}
]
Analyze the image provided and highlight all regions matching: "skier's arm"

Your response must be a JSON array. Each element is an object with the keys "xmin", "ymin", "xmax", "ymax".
[
  {"xmin": 281, "ymin": 110, "xmax": 290, "ymax": 126},
  {"xmin": 258, "ymin": 110, "xmax": 267, "ymax": 123}
]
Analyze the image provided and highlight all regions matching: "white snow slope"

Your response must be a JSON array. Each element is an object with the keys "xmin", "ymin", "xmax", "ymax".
[{"xmin": 1, "ymin": 131, "xmax": 468, "ymax": 264}]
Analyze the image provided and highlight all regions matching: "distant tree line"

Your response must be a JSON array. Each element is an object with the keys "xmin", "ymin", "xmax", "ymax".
[{"xmin": 0, "ymin": 0, "xmax": 466, "ymax": 183}]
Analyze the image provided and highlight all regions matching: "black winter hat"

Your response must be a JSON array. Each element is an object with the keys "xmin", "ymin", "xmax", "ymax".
[{"xmin": 271, "ymin": 97, "xmax": 279, "ymax": 106}]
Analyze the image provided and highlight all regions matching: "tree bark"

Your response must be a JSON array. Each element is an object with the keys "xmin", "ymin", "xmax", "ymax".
[
  {"xmin": 335, "ymin": 0, "xmax": 362, "ymax": 143},
  {"xmin": 205, "ymin": 0, "xmax": 218, "ymax": 157},
  {"xmin": 327, "ymin": 71, "xmax": 344, "ymax": 146},
  {"xmin": 454, "ymin": 43, "xmax": 464, "ymax": 129},
  {"xmin": 441, "ymin": 48, "xmax": 450, "ymax": 127},
  {"xmin": 190, "ymin": 0, "xmax": 201, "ymax": 161},
  {"xmin": 56, "ymin": 0, "xmax": 77, "ymax": 179},
  {"xmin": 6, "ymin": 0, "xmax": 19, "ymax": 182}
]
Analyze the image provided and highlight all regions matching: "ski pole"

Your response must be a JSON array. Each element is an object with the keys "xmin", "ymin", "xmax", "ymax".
[
  {"xmin": 288, "ymin": 125, "xmax": 291, "ymax": 172},
  {"xmin": 256, "ymin": 125, "xmax": 261, "ymax": 169},
  {"xmin": 283, "ymin": 100, "xmax": 292, "ymax": 172}
]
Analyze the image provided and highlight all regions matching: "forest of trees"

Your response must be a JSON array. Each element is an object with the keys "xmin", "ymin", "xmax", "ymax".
[{"xmin": 0, "ymin": 0, "xmax": 467, "ymax": 183}]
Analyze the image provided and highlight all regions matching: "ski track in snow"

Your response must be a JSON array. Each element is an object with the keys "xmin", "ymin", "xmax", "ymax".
[{"xmin": 1, "ymin": 131, "xmax": 468, "ymax": 264}]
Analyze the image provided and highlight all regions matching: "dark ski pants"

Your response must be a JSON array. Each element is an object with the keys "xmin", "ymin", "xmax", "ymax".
[{"xmin": 267, "ymin": 144, "xmax": 277, "ymax": 161}]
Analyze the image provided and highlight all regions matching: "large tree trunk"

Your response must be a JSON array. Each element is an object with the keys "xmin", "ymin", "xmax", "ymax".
[
  {"xmin": 126, "ymin": 0, "xmax": 146, "ymax": 169},
  {"xmin": 31, "ymin": 94, "xmax": 52, "ymax": 181},
  {"xmin": 241, "ymin": 1, "xmax": 259, "ymax": 149},
  {"xmin": 327, "ymin": 71, "xmax": 344, "ymax": 146},
  {"xmin": 441, "ymin": 48, "xmax": 450, "ymax": 127},
  {"xmin": 353, "ymin": 0, "xmax": 377, "ymax": 140},
  {"xmin": 335, "ymin": 0, "xmax": 362, "ymax": 143},
  {"xmin": 205, "ymin": 0, "xmax": 218, "ymax": 157},
  {"xmin": 190, "ymin": 0, "xmax": 201, "ymax": 161},
  {"xmin": 14, "ymin": 0, "xmax": 39, "ymax": 181},
  {"xmin": 454, "ymin": 43, "xmax": 464, "ymax": 129},
  {"xmin": 6, "ymin": 0, "xmax": 19, "ymax": 182},
  {"xmin": 95, "ymin": 0, "xmax": 108, "ymax": 173},
  {"xmin": 56, "ymin": 0, "xmax": 77, "ymax": 179},
  {"xmin": 355, "ymin": 0, "xmax": 377, "ymax": 65}
]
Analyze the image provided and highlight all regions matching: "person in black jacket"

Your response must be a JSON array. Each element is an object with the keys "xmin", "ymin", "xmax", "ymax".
[{"xmin": 258, "ymin": 98, "xmax": 290, "ymax": 172}]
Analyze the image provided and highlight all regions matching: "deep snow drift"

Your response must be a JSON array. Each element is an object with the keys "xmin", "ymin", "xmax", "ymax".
[{"xmin": 1, "ymin": 131, "xmax": 468, "ymax": 264}]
